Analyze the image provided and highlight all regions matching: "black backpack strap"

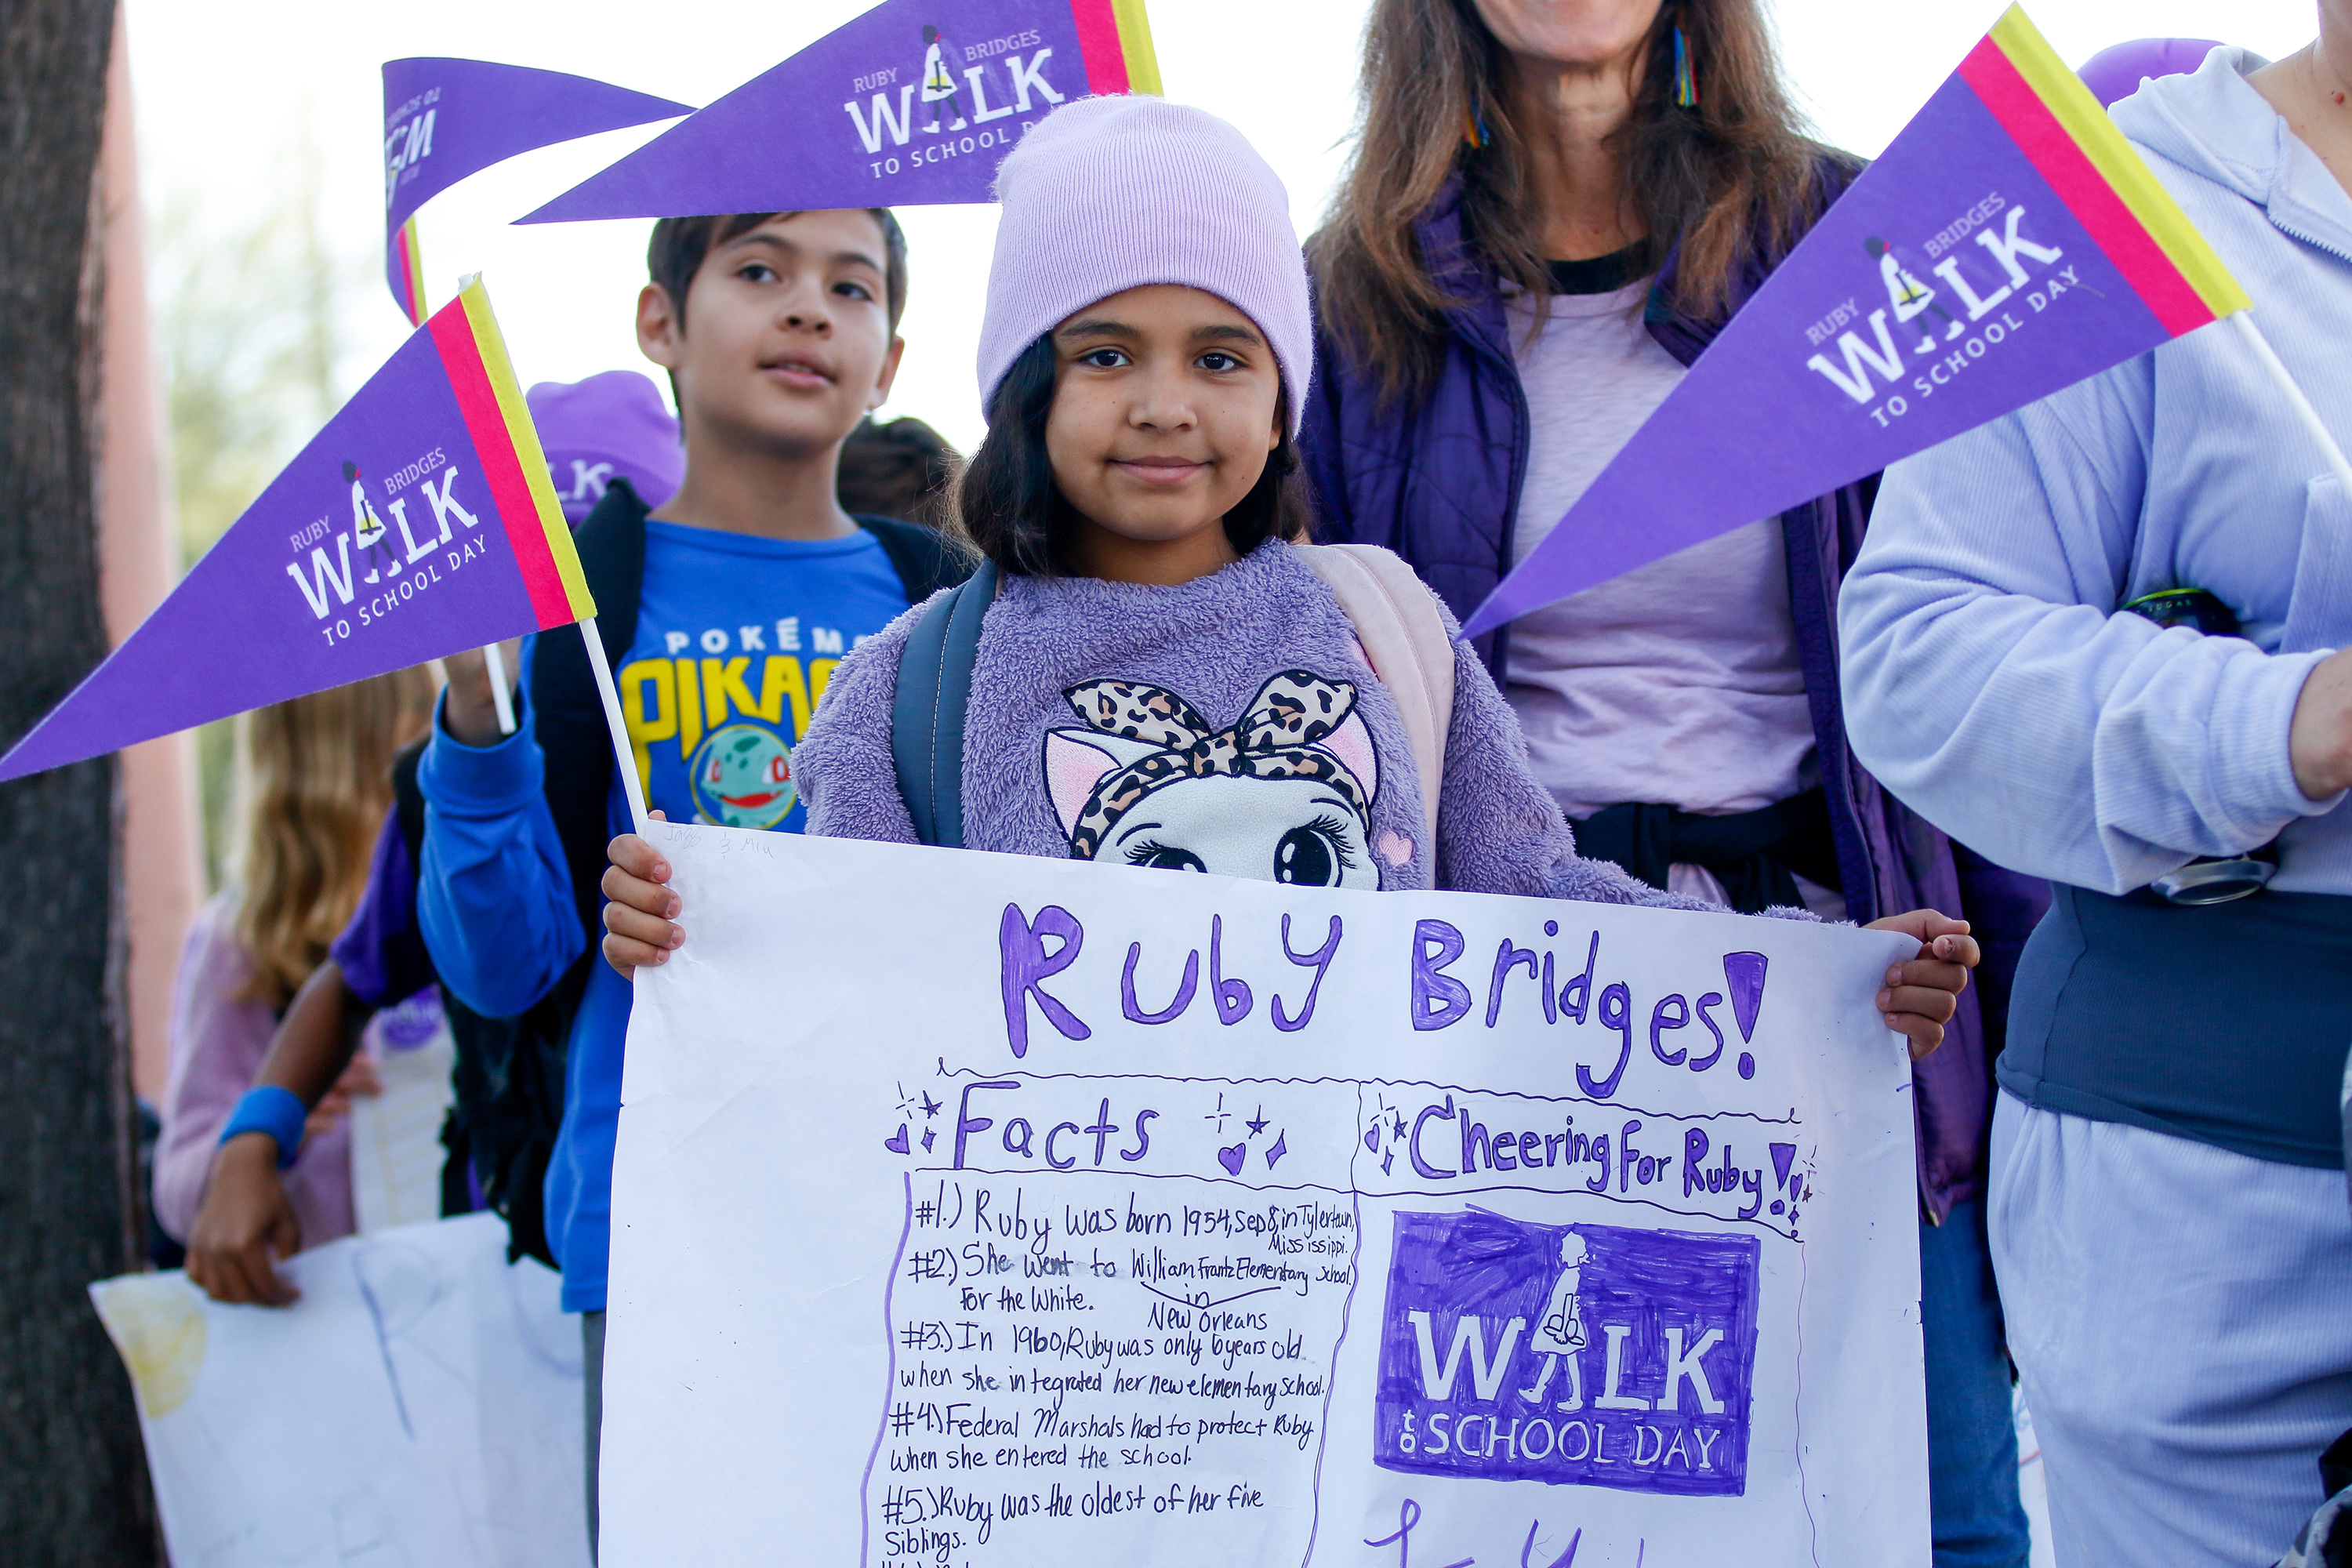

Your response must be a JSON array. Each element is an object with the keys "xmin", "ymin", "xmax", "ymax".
[
  {"xmin": 891, "ymin": 559, "xmax": 996, "ymax": 848},
  {"xmin": 531, "ymin": 480, "xmax": 648, "ymax": 943},
  {"xmin": 441, "ymin": 994, "xmax": 572, "ymax": 1267},
  {"xmin": 391, "ymin": 738, "xmax": 426, "ymax": 864},
  {"xmin": 858, "ymin": 514, "xmax": 977, "ymax": 603}
]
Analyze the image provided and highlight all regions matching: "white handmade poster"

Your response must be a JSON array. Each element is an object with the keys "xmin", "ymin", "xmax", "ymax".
[
  {"xmin": 603, "ymin": 826, "xmax": 1929, "ymax": 1566},
  {"xmin": 349, "ymin": 991, "xmax": 459, "ymax": 1234},
  {"xmin": 91, "ymin": 1212, "xmax": 589, "ymax": 1568}
]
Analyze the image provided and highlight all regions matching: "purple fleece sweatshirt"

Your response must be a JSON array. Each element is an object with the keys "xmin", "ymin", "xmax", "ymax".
[{"xmin": 798, "ymin": 541, "xmax": 1787, "ymax": 914}]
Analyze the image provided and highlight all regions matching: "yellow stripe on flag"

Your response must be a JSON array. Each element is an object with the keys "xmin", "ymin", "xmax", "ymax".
[
  {"xmin": 456, "ymin": 281, "xmax": 597, "ymax": 619},
  {"xmin": 1988, "ymin": 5, "xmax": 2247, "ymax": 318},
  {"xmin": 399, "ymin": 219, "xmax": 427, "ymax": 325},
  {"xmin": 1112, "ymin": 0, "xmax": 1162, "ymax": 96}
]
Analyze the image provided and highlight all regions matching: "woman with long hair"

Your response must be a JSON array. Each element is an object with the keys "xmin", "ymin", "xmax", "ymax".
[
  {"xmin": 1301, "ymin": 4, "xmax": 2042, "ymax": 1562},
  {"xmin": 153, "ymin": 669, "xmax": 436, "ymax": 1260}
]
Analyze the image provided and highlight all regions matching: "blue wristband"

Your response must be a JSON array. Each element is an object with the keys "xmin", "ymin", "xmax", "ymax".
[{"xmin": 220, "ymin": 1086, "xmax": 307, "ymax": 1171}]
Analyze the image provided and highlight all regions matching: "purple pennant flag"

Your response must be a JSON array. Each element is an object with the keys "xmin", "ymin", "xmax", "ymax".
[
  {"xmin": 0, "ymin": 285, "xmax": 593, "ymax": 784},
  {"xmin": 1461, "ymin": 7, "xmax": 2245, "ymax": 639},
  {"xmin": 383, "ymin": 59, "xmax": 690, "ymax": 323},
  {"xmin": 517, "ymin": 0, "xmax": 1160, "ymax": 224}
]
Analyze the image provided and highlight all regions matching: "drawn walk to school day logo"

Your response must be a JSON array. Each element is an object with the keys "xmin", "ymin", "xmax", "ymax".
[{"xmin": 1375, "ymin": 1211, "xmax": 1761, "ymax": 1497}]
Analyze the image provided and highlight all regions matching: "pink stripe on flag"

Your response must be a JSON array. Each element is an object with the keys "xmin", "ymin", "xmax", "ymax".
[
  {"xmin": 427, "ymin": 309, "xmax": 572, "ymax": 628},
  {"xmin": 1958, "ymin": 38, "xmax": 2214, "ymax": 337},
  {"xmin": 1067, "ymin": 0, "xmax": 1130, "ymax": 95}
]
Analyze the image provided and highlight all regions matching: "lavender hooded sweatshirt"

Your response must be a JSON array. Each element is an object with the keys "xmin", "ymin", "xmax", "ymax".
[{"xmin": 797, "ymin": 540, "xmax": 1777, "ymax": 913}]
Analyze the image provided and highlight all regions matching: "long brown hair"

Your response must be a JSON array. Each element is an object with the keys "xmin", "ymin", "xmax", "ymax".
[
  {"xmin": 1313, "ymin": 0, "xmax": 1834, "ymax": 404},
  {"xmin": 230, "ymin": 667, "xmax": 435, "ymax": 1007}
]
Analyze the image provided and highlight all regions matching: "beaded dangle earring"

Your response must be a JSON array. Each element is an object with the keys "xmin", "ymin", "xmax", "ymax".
[
  {"xmin": 1461, "ymin": 101, "xmax": 1492, "ymax": 148},
  {"xmin": 1672, "ymin": 24, "xmax": 1699, "ymax": 110}
]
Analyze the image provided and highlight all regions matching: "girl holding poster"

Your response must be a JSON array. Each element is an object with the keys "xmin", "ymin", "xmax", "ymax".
[
  {"xmin": 597, "ymin": 96, "xmax": 1980, "ymax": 1061},
  {"xmin": 1300, "ymin": 4, "xmax": 2044, "ymax": 1563},
  {"xmin": 156, "ymin": 669, "xmax": 435, "ymax": 1281}
]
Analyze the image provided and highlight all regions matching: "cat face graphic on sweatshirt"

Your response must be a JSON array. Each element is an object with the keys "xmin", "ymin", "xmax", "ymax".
[{"xmin": 1042, "ymin": 670, "xmax": 1383, "ymax": 889}]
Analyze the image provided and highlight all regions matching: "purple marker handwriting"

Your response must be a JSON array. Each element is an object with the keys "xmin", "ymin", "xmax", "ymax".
[
  {"xmin": 875, "ymin": 1168, "xmax": 1358, "ymax": 1552},
  {"xmin": 1367, "ymin": 1498, "xmax": 1476, "ymax": 1568},
  {"xmin": 994, "ymin": 904, "xmax": 1793, "ymax": 1117}
]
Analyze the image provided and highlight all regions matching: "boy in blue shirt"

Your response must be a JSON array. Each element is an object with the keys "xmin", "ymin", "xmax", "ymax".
[{"xmin": 417, "ymin": 209, "xmax": 967, "ymax": 1540}]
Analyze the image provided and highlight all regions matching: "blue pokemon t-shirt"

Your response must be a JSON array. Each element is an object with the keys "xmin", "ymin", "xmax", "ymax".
[
  {"xmin": 554, "ymin": 519, "xmax": 909, "ymax": 1312},
  {"xmin": 618, "ymin": 520, "xmax": 908, "ymax": 830}
]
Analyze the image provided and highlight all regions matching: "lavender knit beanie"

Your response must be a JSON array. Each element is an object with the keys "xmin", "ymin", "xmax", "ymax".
[{"xmin": 978, "ymin": 96, "xmax": 1311, "ymax": 435}]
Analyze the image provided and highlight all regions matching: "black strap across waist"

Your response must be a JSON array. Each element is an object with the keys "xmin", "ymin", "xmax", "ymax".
[{"xmin": 1570, "ymin": 788, "xmax": 1839, "ymax": 913}]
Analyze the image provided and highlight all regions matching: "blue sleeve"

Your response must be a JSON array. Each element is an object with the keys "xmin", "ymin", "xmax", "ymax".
[
  {"xmin": 1838, "ymin": 363, "xmax": 2340, "ymax": 895},
  {"xmin": 416, "ymin": 668, "xmax": 586, "ymax": 1018}
]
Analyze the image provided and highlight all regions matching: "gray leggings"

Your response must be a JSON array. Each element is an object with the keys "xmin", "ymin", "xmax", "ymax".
[{"xmin": 583, "ymin": 1309, "xmax": 605, "ymax": 1561}]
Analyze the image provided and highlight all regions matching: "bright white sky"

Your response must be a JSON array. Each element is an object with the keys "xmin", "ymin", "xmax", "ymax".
[{"xmin": 125, "ymin": 0, "xmax": 2320, "ymax": 459}]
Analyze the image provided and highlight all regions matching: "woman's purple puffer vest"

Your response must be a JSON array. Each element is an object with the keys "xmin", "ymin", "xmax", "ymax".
[{"xmin": 1298, "ymin": 162, "xmax": 2049, "ymax": 1220}]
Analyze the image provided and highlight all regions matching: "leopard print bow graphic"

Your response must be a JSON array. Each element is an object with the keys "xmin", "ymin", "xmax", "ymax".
[{"xmin": 1060, "ymin": 670, "xmax": 1373, "ymax": 861}]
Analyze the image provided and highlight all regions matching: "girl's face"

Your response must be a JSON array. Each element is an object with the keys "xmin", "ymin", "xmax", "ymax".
[{"xmin": 1044, "ymin": 285, "xmax": 1283, "ymax": 584}]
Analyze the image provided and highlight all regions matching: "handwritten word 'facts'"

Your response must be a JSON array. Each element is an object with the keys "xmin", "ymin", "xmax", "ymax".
[
  {"xmin": 951, "ymin": 1083, "xmax": 1159, "ymax": 1174},
  {"xmin": 997, "ymin": 904, "xmax": 1345, "ymax": 1058},
  {"xmin": 1414, "ymin": 921, "xmax": 1770, "ymax": 1095}
]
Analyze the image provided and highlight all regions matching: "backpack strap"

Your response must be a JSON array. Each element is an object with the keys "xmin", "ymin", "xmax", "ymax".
[
  {"xmin": 891, "ymin": 559, "xmax": 999, "ymax": 848},
  {"xmin": 1294, "ymin": 543, "xmax": 1457, "ymax": 851},
  {"xmin": 532, "ymin": 480, "xmax": 648, "ymax": 946},
  {"xmin": 391, "ymin": 737, "xmax": 426, "ymax": 866}
]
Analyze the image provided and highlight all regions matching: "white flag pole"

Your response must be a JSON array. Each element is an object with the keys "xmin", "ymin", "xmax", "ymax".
[
  {"xmin": 2231, "ymin": 310, "xmax": 2352, "ymax": 497},
  {"xmin": 578, "ymin": 617, "xmax": 652, "ymax": 836},
  {"xmin": 479, "ymin": 641, "xmax": 518, "ymax": 735},
  {"xmin": 448, "ymin": 278, "xmax": 524, "ymax": 737}
]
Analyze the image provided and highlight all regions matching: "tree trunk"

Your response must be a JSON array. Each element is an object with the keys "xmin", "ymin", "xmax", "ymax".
[{"xmin": 0, "ymin": 0, "xmax": 157, "ymax": 1559}]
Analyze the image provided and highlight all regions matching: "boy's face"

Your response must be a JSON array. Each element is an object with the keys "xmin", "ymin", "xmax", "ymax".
[{"xmin": 637, "ymin": 210, "xmax": 904, "ymax": 456}]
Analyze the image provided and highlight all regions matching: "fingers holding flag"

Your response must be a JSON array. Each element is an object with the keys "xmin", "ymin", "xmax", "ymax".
[{"xmin": 442, "ymin": 637, "xmax": 524, "ymax": 748}]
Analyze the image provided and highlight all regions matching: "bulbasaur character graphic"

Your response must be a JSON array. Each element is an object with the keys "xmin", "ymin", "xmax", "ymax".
[{"xmin": 688, "ymin": 724, "xmax": 797, "ymax": 829}]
